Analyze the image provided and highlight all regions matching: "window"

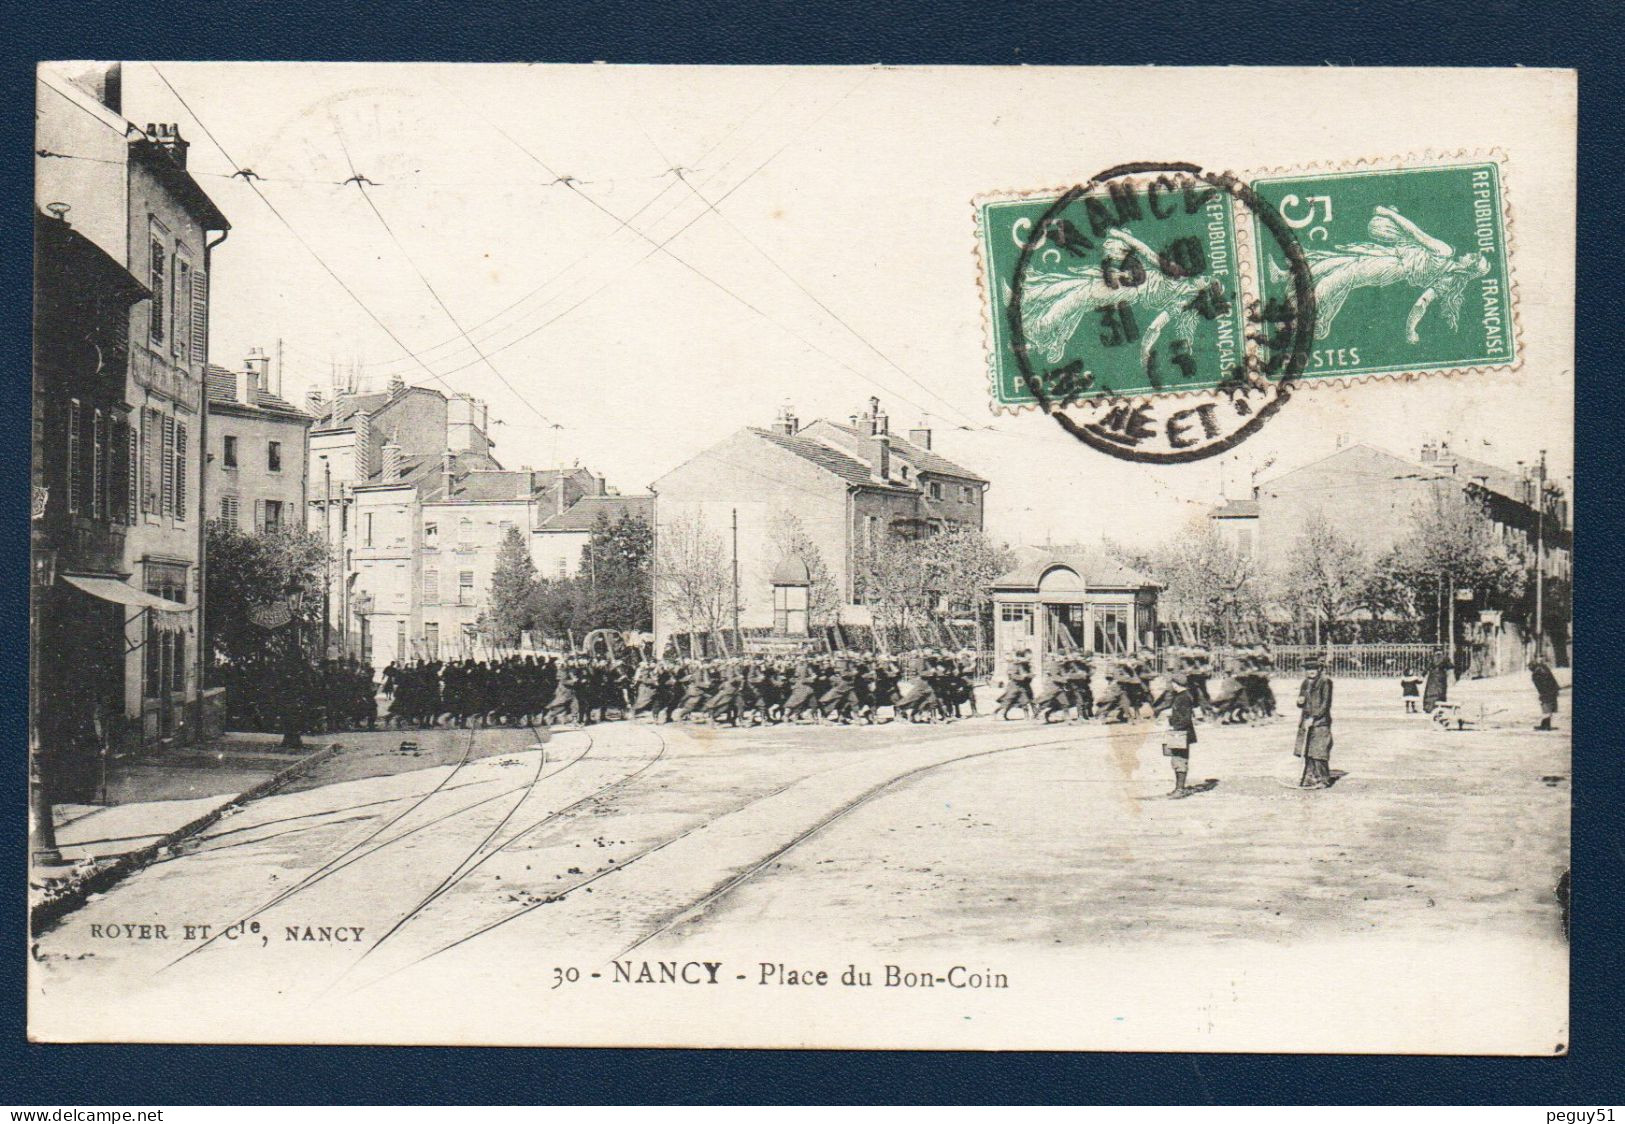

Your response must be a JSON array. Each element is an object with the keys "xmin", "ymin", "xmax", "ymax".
[
  {"xmin": 174, "ymin": 421, "xmax": 187, "ymax": 521},
  {"xmin": 423, "ymin": 568, "xmax": 440, "ymax": 605},
  {"xmin": 458, "ymin": 570, "xmax": 475, "ymax": 605},
  {"xmin": 864, "ymin": 514, "xmax": 879, "ymax": 551},
  {"xmin": 220, "ymin": 495, "xmax": 239, "ymax": 528},
  {"xmin": 395, "ymin": 620, "xmax": 406, "ymax": 660},
  {"xmin": 66, "ymin": 399, "xmax": 81, "ymax": 515},
  {"xmin": 900, "ymin": 465, "xmax": 910, "ymax": 481},
  {"xmin": 91, "ymin": 409, "xmax": 105, "ymax": 519},
  {"xmin": 263, "ymin": 500, "xmax": 283, "ymax": 530},
  {"xmin": 928, "ymin": 481, "xmax": 943, "ymax": 501},
  {"xmin": 267, "ymin": 441, "xmax": 282, "ymax": 472},
  {"xmin": 1000, "ymin": 604, "xmax": 1034, "ymax": 636},
  {"xmin": 498, "ymin": 520, "xmax": 514, "ymax": 535},
  {"xmin": 423, "ymin": 521, "xmax": 438, "ymax": 547},
  {"xmin": 424, "ymin": 621, "xmax": 439, "ymax": 658},
  {"xmin": 961, "ymin": 485, "xmax": 976, "ymax": 503},
  {"xmin": 125, "ymin": 423, "xmax": 139, "ymax": 525},
  {"xmin": 110, "ymin": 416, "xmax": 130, "ymax": 523},
  {"xmin": 172, "ymin": 255, "xmax": 192, "ymax": 362},
  {"xmin": 161, "ymin": 414, "xmax": 176, "ymax": 516},
  {"xmin": 143, "ymin": 563, "xmax": 188, "ymax": 700},
  {"xmin": 222, "ymin": 434, "xmax": 237, "ymax": 467},
  {"xmin": 363, "ymin": 512, "xmax": 375, "ymax": 547},
  {"xmin": 148, "ymin": 239, "xmax": 166, "ymax": 343}
]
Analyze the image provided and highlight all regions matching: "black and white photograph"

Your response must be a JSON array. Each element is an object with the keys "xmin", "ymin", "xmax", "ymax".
[{"xmin": 28, "ymin": 61, "xmax": 1574, "ymax": 1052}]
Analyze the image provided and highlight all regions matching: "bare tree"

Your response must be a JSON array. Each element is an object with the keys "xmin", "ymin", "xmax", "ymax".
[
  {"xmin": 656, "ymin": 511, "xmax": 734, "ymax": 636},
  {"xmin": 1276, "ymin": 512, "xmax": 1372, "ymax": 640}
]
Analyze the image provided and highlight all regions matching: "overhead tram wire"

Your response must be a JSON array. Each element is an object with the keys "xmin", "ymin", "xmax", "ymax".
[
  {"xmin": 283, "ymin": 78, "xmax": 793, "ymax": 381},
  {"xmin": 440, "ymin": 72, "xmax": 971, "ymax": 427},
  {"xmin": 329, "ymin": 118, "xmax": 560, "ymax": 431},
  {"xmin": 147, "ymin": 65, "xmax": 505, "ymax": 411}
]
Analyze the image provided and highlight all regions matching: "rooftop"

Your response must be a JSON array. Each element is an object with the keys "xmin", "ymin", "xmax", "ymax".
[
  {"xmin": 992, "ymin": 551, "xmax": 1162, "ymax": 591},
  {"xmin": 204, "ymin": 365, "xmax": 308, "ymax": 418},
  {"xmin": 537, "ymin": 493, "xmax": 655, "ymax": 532},
  {"xmin": 815, "ymin": 419, "xmax": 989, "ymax": 484}
]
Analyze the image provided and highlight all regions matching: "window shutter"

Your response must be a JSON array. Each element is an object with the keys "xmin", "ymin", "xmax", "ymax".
[
  {"xmin": 254, "ymin": 499, "xmax": 265, "ymax": 533},
  {"xmin": 191, "ymin": 267, "xmax": 208, "ymax": 366},
  {"xmin": 149, "ymin": 242, "xmax": 166, "ymax": 343},
  {"xmin": 66, "ymin": 400, "xmax": 82, "ymax": 515},
  {"xmin": 91, "ymin": 409, "xmax": 106, "ymax": 519},
  {"xmin": 161, "ymin": 414, "xmax": 176, "ymax": 517},
  {"xmin": 127, "ymin": 423, "xmax": 140, "ymax": 524},
  {"xmin": 110, "ymin": 417, "xmax": 128, "ymax": 522},
  {"xmin": 174, "ymin": 421, "xmax": 188, "ymax": 520}
]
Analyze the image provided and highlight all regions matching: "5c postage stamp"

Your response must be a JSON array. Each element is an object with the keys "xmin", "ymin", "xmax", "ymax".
[{"xmin": 975, "ymin": 153, "xmax": 1518, "ymax": 462}]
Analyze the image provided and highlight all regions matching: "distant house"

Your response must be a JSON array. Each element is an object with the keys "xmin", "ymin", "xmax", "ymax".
[
  {"xmin": 204, "ymin": 352, "xmax": 311, "ymax": 534},
  {"xmin": 649, "ymin": 398, "xmax": 987, "ymax": 644},
  {"xmin": 533, "ymin": 492, "xmax": 655, "ymax": 581}
]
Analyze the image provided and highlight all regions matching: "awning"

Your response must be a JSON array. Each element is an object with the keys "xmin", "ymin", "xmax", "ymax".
[{"xmin": 60, "ymin": 574, "xmax": 190, "ymax": 630}]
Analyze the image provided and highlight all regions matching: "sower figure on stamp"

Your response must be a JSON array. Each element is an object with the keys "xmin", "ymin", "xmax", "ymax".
[{"xmin": 1295, "ymin": 657, "xmax": 1335, "ymax": 789}]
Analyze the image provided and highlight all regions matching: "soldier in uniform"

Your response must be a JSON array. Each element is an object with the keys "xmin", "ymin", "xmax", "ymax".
[
  {"xmin": 1294, "ymin": 657, "xmax": 1335, "ymax": 788},
  {"xmin": 997, "ymin": 649, "xmax": 1035, "ymax": 720}
]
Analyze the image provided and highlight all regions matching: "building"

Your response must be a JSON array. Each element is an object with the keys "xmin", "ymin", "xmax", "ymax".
[
  {"xmin": 204, "ymin": 351, "xmax": 311, "ymax": 533},
  {"xmin": 1213, "ymin": 441, "xmax": 1571, "ymax": 575},
  {"xmin": 989, "ymin": 550, "xmax": 1162, "ymax": 688},
  {"xmin": 1211, "ymin": 440, "xmax": 1573, "ymax": 664},
  {"xmin": 649, "ymin": 399, "xmax": 988, "ymax": 645},
  {"xmin": 532, "ymin": 490, "xmax": 655, "ymax": 581},
  {"xmin": 35, "ymin": 63, "xmax": 229, "ymax": 755},
  {"xmin": 306, "ymin": 381, "xmax": 502, "ymax": 660}
]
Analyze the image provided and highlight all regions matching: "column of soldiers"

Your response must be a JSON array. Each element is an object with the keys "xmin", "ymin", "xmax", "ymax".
[{"xmin": 993, "ymin": 644, "xmax": 1280, "ymax": 724}]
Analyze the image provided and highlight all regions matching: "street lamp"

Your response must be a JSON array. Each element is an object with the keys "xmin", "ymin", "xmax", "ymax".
[{"xmin": 280, "ymin": 587, "xmax": 307, "ymax": 749}]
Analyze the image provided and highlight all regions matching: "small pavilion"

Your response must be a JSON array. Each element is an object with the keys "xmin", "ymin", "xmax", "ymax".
[{"xmin": 989, "ymin": 552, "xmax": 1162, "ymax": 688}]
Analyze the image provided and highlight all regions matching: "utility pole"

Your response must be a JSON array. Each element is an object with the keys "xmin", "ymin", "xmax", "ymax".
[
  {"xmin": 1534, "ymin": 448, "xmax": 1547, "ymax": 660},
  {"xmin": 321, "ymin": 457, "xmax": 332, "ymax": 659},
  {"xmin": 731, "ymin": 507, "xmax": 741, "ymax": 644}
]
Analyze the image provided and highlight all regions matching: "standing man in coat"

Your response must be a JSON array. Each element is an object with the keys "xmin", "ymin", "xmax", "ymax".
[
  {"xmin": 1295, "ymin": 657, "xmax": 1335, "ymax": 788},
  {"xmin": 1529, "ymin": 656, "xmax": 1561, "ymax": 731},
  {"xmin": 1159, "ymin": 671, "xmax": 1198, "ymax": 798}
]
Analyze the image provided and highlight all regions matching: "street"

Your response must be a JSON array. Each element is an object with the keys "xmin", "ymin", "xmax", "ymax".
[{"xmin": 30, "ymin": 675, "xmax": 1569, "ymax": 1049}]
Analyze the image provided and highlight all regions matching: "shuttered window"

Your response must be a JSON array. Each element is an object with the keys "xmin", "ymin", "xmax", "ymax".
[
  {"xmin": 190, "ymin": 267, "xmax": 208, "ymax": 365},
  {"xmin": 161, "ymin": 414, "xmax": 176, "ymax": 517},
  {"xmin": 66, "ymin": 400, "xmax": 82, "ymax": 515},
  {"xmin": 172, "ymin": 255, "xmax": 192, "ymax": 362},
  {"xmin": 174, "ymin": 421, "xmax": 188, "ymax": 521},
  {"xmin": 141, "ymin": 408, "xmax": 161, "ymax": 514},
  {"xmin": 423, "ymin": 568, "xmax": 440, "ymax": 605},
  {"xmin": 126, "ymin": 423, "xmax": 139, "ymax": 524},
  {"xmin": 110, "ymin": 416, "xmax": 130, "ymax": 523},
  {"xmin": 148, "ymin": 240, "xmax": 166, "ymax": 343},
  {"xmin": 91, "ymin": 408, "xmax": 105, "ymax": 519},
  {"xmin": 220, "ymin": 494, "xmax": 239, "ymax": 528}
]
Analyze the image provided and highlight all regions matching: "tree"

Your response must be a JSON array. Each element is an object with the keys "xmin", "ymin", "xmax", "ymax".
[
  {"xmin": 856, "ymin": 532, "xmax": 934, "ymax": 641},
  {"xmin": 1276, "ymin": 513, "xmax": 1372, "ymax": 636},
  {"xmin": 914, "ymin": 525, "xmax": 1013, "ymax": 646},
  {"xmin": 1108, "ymin": 520, "xmax": 1263, "ymax": 643},
  {"xmin": 655, "ymin": 511, "xmax": 734, "ymax": 636},
  {"xmin": 580, "ymin": 511, "xmax": 653, "ymax": 632},
  {"xmin": 204, "ymin": 519, "xmax": 328, "ymax": 679},
  {"xmin": 483, "ymin": 525, "xmax": 539, "ymax": 646},
  {"xmin": 768, "ymin": 510, "xmax": 840, "ymax": 625},
  {"xmin": 1386, "ymin": 484, "xmax": 1531, "ymax": 643}
]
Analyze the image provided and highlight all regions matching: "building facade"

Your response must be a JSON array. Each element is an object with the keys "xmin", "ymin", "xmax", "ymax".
[
  {"xmin": 649, "ymin": 399, "xmax": 988, "ymax": 645},
  {"xmin": 990, "ymin": 552, "xmax": 1162, "ymax": 688},
  {"xmin": 204, "ymin": 351, "xmax": 311, "ymax": 534},
  {"xmin": 35, "ymin": 63, "xmax": 229, "ymax": 755}
]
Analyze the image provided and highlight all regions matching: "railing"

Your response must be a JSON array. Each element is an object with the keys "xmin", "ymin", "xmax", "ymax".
[{"xmin": 1158, "ymin": 643, "xmax": 1446, "ymax": 679}]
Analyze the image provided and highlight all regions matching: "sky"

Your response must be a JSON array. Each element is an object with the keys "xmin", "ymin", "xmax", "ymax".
[{"xmin": 101, "ymin": 63, "xmax": 1574, "ymax": 548}]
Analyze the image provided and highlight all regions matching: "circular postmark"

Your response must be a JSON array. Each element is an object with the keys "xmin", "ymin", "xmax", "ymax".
[{"xmin": 1005, "ymin": 161, "xmax": 1317, "ymax": 463}]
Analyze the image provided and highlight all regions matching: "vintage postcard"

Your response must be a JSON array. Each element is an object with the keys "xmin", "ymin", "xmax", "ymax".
[{"xmin": 29, "ymin": 63, "xmax": 1574, "ymax": 1051}]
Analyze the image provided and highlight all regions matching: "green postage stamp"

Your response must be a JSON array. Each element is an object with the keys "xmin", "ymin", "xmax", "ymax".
[{"xmin": 974, "ymin": 155, "xmax": 1518, "ymax": 462}]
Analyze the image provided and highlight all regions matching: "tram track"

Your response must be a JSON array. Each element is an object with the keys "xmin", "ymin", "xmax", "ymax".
[
  {"xmin": 360, "ymin": 727, "xmax": 1076, "ymax": 989},
  {"xmin": 158, "ymin": 724, "xmax": 564, "ymax": 973}
]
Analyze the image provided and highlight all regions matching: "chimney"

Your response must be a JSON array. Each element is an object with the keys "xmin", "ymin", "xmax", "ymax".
[
  {"xmin": 871, "ymin": 433, "xmax": 891, "ymax": 482},
  {"xmin": 244, "ymin": 347, "xmax": 270, "ymax": 397},
  {"xmin": 387, "ymin": 371, "xmax": 406, "ymax": 395},
  {"xmin": 143, "ymin": 122, "xmax": 190, "ymax": 169},
  {"xmin": 774, "ymin": 404, "xmax": 799, "ymax": 436},
  {"xmin": 908, "ymin": 423, "xmax": 933, "ymax": 451},
  {"xmin": 594, "ymin": 473, "xmax": 608, "ymax": 496},
  {"xmin": 874, "ymin": 409, "xmax": 889, "ymax": 436},
  {"xmin": 382, "ymin": 438, "xmax": 402, "ymax": 482},
  {"xmin": 235, "ymin": 367, "xmax": 253, "ymax": 405},
  {"xmin": 305, "ymin": 388, "xmax": 325, "ymax": 415},
  {"xmin": 441, "ymin": 450, "xmax": 456, "ymax": 496}
]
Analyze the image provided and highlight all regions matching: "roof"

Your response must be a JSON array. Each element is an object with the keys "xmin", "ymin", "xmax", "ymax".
[
  {"xmin": 749, "ymin": 427, "xmax": 892, "ymax": 488},
  {"xmin": 310, "ymin": 390, "xmax": 394, "ymax": 433},
  {"xmin": 452, "ymin": 470, "xmax": 534, "ymax": 502},
  {"xmin": 1428, "ymin": 451, "xmax": 1527, "ymax": 504},
  {"xmin": 1264, "ymin": 442, "xmax": 1536, "ymax": 509},
  {"xmin": 1210, "ymin": 498, "xmax": 1259, "ymax": 518},
  {"xmin": 537, "ymin": 493, "xmax": 654, "ymax": 532},
  {"xmin": 770, "ymin": 555, "xmax": 812, "ymax": 585},
  {"xmin": 815, "ymin": 420, "xmax": 988, "ymax": 483},
  {"xmin": 204, "ymin": 365, "xmax": 309, "ymax": 418},
  {"xmin": 992, "ymin": 552, "xmax": 1162, "ymax": 591}
]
